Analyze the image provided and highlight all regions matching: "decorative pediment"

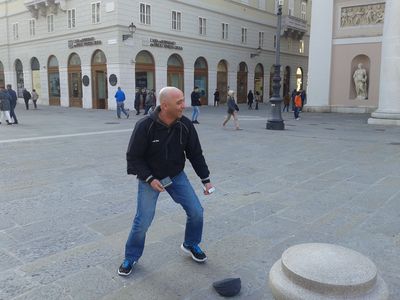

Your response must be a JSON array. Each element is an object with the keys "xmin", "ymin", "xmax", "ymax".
[{"xmin": 24, "ymin": 0, "xmax": 67, "ymax": 19}]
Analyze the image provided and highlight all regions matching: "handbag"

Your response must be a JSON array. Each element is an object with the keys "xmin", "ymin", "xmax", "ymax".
[{"xmin": 234, "ymin": 104, "xmax": 239, "ymax": 111}]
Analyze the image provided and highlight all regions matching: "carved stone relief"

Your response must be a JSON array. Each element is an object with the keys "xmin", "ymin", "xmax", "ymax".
[{"xmin": 340, "ymin": 3, "xmax": 385, "ymax": 27}]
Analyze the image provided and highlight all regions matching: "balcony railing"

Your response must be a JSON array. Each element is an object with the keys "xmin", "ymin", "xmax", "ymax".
[
  {"xmin": 24, "ymin": 0, "xmax": 66, "ymax": 18},
  {"xmin": 281, "ymin": 15, "xmax": 307, "ymax": 39}
]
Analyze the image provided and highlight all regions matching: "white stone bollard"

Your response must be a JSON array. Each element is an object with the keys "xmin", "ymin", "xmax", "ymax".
[{"xmin": 269, "ymin": 243, "xmax": 389, "ymax": 299}]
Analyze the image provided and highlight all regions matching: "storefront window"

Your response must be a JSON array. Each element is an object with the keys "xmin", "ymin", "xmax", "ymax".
[
  {"xmin": 194, "ymin": 57, "xmax": 208, "ymax": 103},
  {"xmin": 48, "ymin": 72, "xmax": 60, "ymax": 97}
]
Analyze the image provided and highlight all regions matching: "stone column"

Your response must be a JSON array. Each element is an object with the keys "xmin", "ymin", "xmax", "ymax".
[
  {"xmin": 59, "ymin": 67, "xmax": 69, "ymax": 107},
  {"xmin": 368, "ymin": 0, "xmax": 400, "ymax": 125},
  {"xmin": 305, "ymin": 0, "xmax": 334, "ymax": 112}
]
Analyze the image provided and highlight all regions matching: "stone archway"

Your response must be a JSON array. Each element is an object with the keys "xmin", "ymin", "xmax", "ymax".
[
  {"xmin": 31, "ymin": 57, "xmax": 41, "ymax": 99},
  {"xmin": 91, "ymin": 49, "xmax": 108, "ymax": 109},
  {"xmin": 217, "ymin": 60, "xmax": 228, "ymax": 103},
  {"xmin": 48, "ymin": 55, "xmax": 60, "ymax": 106},
  {"xmin": 194, "ymin": 57, "xmax": 208, "ymax": 105},
  {"xmin": 167, "ymin": 54, "xmax": 184, "ymax": 91},
  {"xmin": 68, "ymin": 53, "xmax": 82, "ymax": 107},
  {"xmin": 135, "ymin": 50, "xmax": 155, "ymax": 91}
]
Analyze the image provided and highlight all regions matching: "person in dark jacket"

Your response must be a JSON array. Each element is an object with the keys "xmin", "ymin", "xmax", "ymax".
[
  {"xmin": 134, "ymin": 88, "xmax": 141, "ymax": 115},
  {"xmin": 0, "ymin": 87, "xmax": 13, "ymax": 125},
  {"xmin": 222, "ymin": 90, "xmax": 240, "ymax": 130},
  {"xmin": 118, "ymin": 86, "xmax": 214, "ymax": 277},
  {"xmin": 22, "ymin": 88, "xmax": 31, "ymax": 110},
  {"xmin": 247, "ymin": 90, "xmax": 254, "ymax": 109},
  {"xmin": 191, "ymin": 86, "xmax": 201, "ymax": 124},
  {"xmin": 213, "ymin": 89, "xmax": 220, "ymax": 107},
  {"xmin": 6, "ymin": 84, "xmax": 18, "ymax": 124}
]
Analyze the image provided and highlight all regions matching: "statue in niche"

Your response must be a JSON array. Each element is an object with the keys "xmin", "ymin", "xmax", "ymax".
[{"xmin": 353, "ymin": 63, "xmax": 368, "ymax": 100}]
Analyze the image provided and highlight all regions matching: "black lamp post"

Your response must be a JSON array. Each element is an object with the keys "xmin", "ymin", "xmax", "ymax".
[
  {"xmin": 267, "ymin": 0, "xmax": 285, "ymax": 130},
  {"xmin": 122, "ymin": 22, "xmax": 136, "ymax": 41}
]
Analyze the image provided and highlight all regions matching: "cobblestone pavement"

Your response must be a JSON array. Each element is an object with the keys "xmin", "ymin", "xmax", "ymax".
[{"xmin": 0, "ymin": 103, "xmax": 399, "ymax": 299}]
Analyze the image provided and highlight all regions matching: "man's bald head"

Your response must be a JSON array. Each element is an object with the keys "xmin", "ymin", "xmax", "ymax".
[{"xmin": 159, "ymin": 87, "xmax": 183, "ymax": 104}]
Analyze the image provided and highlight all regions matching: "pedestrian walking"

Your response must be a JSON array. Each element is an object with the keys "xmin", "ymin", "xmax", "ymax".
[
  {"xmin": 255, "ymin": 91, "xmax": 260, "ymax": 110},
  {"xmin": 0, "ymin": 87, "xmax": 13, "ymax": 125},
  {"xmin": 213, "ymin": 89, "xmax": 220, "ymax": 107},
  {"xmin": 300, "ymin": 89, "xmax": 307, "ymax": 111},
  {"xmin": 291, "ymin": 89, "xmax": 297, "ymax": 112},
  {"xmin": 222, "ymin": 90, "xmax": 240, "ymax": 130},
  {"xmin": 143, "ymin": 89, "xmax": 156, "ymax": 115},
  {"xmin": 283, "ymin": 93, "xmax": 290, "ymax": 112},
  {"xmin": 114, "ymin": 87, "xmax": 129, "ymax": 119},
  {"xmin": 6, "ymin": 84, "xmax": 18, "ymax": 124},
  {"xmin": 191, "ymin": 86, "xmax": 201, "ymax": 124},
  {"xmin": 247, "ymin": 90, "xmax": 254, "ymax": 109},
  {"xmin": 118, "ymin": 86, "xmax": 214, "ymax": 277},
  {"xmin": 134, "ymin": 88, "xmax": 141, "ymax": 115},
  {"xmin": 294, "ymin": 91, "xmax": 302, "ymax": 120},
  {"xmin": 22, "ymin": 88, "xmax": 31, "ymax": 110},
  {"xmin": 31, "ymin": 89, "xmax": 39, "ymax": 109}
]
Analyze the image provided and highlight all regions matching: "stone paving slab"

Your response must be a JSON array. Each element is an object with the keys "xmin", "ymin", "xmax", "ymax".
[{"xmin": 0, "ymin": 104, "xmax": 399, "ymax": 299}]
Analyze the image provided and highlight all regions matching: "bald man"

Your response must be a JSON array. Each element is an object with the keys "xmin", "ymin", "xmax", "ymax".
[{"xmin": 119, "ymin": 86, "xmax": 214, "ymax": 276}]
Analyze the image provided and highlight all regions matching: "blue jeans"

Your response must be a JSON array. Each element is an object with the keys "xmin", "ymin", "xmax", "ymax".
[
  {"xmin": 117, "ymin": 102, "xmax": 128, "ymax": 118},
  {"xmin": 294, "ymin": 107, "xmax": 300, "ymax": 119},
  {"xmin": 192, "ymin": 106, "xmax": 200, "ymax": 121},
  {"xmin": 124, "ymin": 171, "xmax": 204, "ymax": 263}
]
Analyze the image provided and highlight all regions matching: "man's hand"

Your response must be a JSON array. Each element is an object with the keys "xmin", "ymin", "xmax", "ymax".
[
  {"xmin": 150, "ymin": 179, "xmax": 165, "ymax": 192},
  {"xmin": 203, "ymin": 182, "xmax": 214, "ymax": 195}
]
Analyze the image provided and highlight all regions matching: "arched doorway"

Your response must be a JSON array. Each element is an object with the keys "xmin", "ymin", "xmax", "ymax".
[
  {"xmin": 217, "ymin": 60, "xmax": 228, "ymax": 103},
  {"xmin": 167, "ymin": 54, "xmax": 184, "ymax": 91},
  {"xmin": 31, "ymin": 57, "xmax": 41, "ymax": 98},
  {"xmin": 296, "ymin": 67, "xmax": 303, "ymax": 91},
  {"xmin": 0, "ymin": 61, "xmax": 5, "ymax": 88},
  {"xmin": 68, "ymin": 53, "xmax": 82, "ymax": 107},
  {"xmin": 254, "ymin": 63, "xmax": 264, "ymax": 102},
  {"xmin": 48, "ymin": 56, "xmax": 60, "ymax": 106},
  {"xmin": 269, "ymin": 65, "xmax": 275, "ymax": 97},
  {"xmin": 283, "ymin": 66, "xmax": 291, "ymax": 99},
  {"xmin": 194, "ymin": 57, "xmax": 208, "ymax": 105},
  {"xmin": 237, "ymin": 62, "xmax": 248, "ymax": 103},
  {"xmin": 135, "ymin": 50, "xmax": 155, "ymax": 91},
  {"xmin": 15, "ymin": 59, "xmax": 24, "ymax": 98},
  {"xmin": 91, "ymin": 50, "xmax": 108, "ymax": 109}
]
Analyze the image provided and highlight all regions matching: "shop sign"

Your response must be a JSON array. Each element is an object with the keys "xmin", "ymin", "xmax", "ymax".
[
  {"xmin": 68, "ymin": 37, "xmax": 102, "ymax": 49},
  {"xmin": 149, "ymin": 39, "xmax": 183, "ymax": 50}
]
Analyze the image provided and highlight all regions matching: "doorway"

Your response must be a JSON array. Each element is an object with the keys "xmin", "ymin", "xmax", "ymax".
[{"xmin": 91, "ymin": 50, "xmax": 108, "ymax": 109}]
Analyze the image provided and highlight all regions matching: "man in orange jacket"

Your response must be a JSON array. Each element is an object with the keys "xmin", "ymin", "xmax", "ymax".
[{"xmin": 294, "ymin": 91, "xmax": 302, "ymax": 120}]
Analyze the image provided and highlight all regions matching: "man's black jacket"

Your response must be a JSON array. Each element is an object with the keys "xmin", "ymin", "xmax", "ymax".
[{"xmin": 126, "ymin": 107, "xmax": 210, "ymax": 184}]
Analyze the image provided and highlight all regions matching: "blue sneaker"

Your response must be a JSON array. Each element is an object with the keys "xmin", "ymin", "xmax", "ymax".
[
  {"xmin": 181, "ymin": 243, "xmax": 207, "ymax": 263},
  {"xmin": 117, "ymin": 259, "xmax": 136, "ymax": 276}
]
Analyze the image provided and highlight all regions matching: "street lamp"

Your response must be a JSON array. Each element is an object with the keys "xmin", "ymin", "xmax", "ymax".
[
  {"xmin": 267, "ymin": 0, "xmax": 285, "ymax": 130},
  {"xmin": 250, "ymin": 46, "xmax": 262, "ymax": 58},
  {"xmin": 122, "ymin": 22, "xmax": 136, "ymax": 41}
]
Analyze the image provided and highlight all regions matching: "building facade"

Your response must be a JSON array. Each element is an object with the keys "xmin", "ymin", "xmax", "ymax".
[
  {"xmin": 0, "ymin": 0, "xmax": 311, "ymax": 110},
  {"xmin": 307, "ymin": 0, "xmax": 400, "ymax": 125}
]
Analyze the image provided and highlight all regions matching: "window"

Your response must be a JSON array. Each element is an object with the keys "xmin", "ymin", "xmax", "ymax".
[
  {"xmin": 288, "ymin": 0, "xmax": 294, "ymax": 15},
  {"xmin": 273, "ymin": 34, "xmax": 276, "ymax": 49},
  {"xmin": 301, "ymin": 1, "xmax": 307, "ymax": 20},
  {"xmin": 172, "ymin": 11, "xmax": 181, "ymax": 30},
  {"xmin": 241, "ymin": 27, "xmax": 247, "ymax": 44},
  {"xmin": 91, "ymin": 2, "xmax": 101, "ymax": 24},
  {"xmin": 299, "ymin": 40, "xmax": 304, "ymax": 53},
  {"xmin": 29, "ymin": 19, "xmax": 35, "ymax": 37},
  {"xmin": 68, "ymin": 8, "xmax": 76, "ymax": 28},
  {"xmin": 47, "ymin": 15, "xmax": 54, "ymax": 32},
  {"xmin": 258, "ymin": 31, "xmax": 264, "ymax": 48},
  {"xmin": 222, "ymin": 23, "xmax": 229, "ymax": 40},
  {"xmin": 199, "ymin": 17, "xmax": 206, "ymax": 35},
  {"xmin": 140, "ymin": 3, "xmax": 151, "ymax": 25},
  {"xmin": 12, "ymin": 23, "xmax": 18, "ymax": 40}
]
